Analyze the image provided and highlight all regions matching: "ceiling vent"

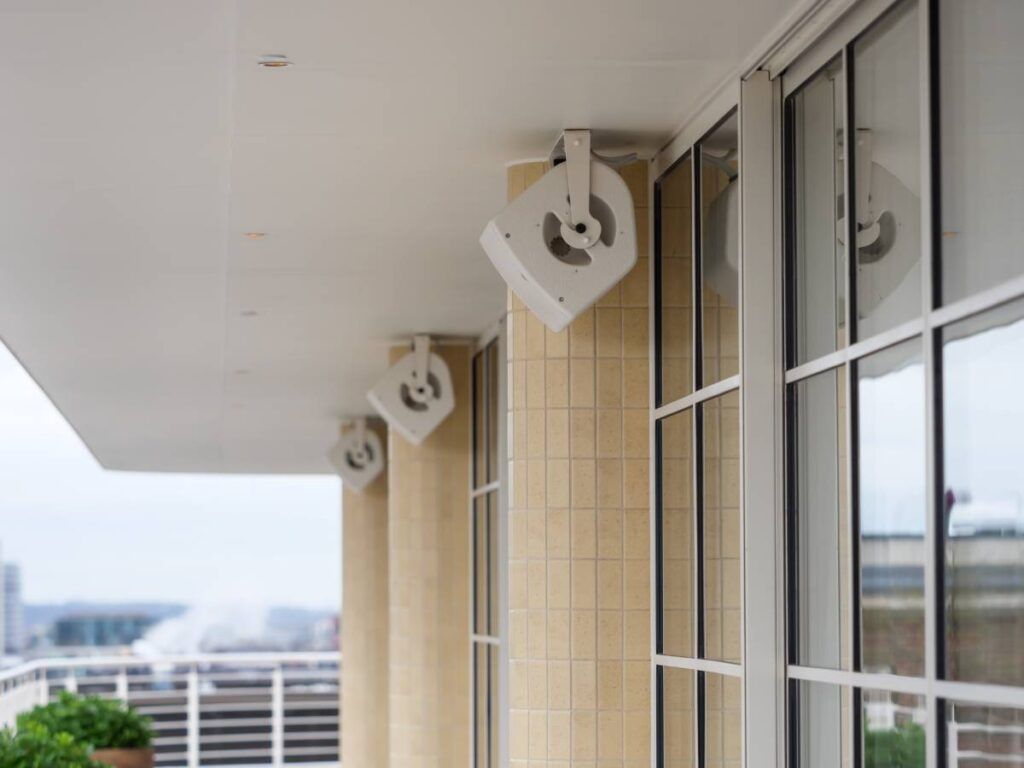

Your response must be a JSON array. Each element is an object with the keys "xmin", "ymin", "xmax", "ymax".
[
  {"xmin": 327, "ymin": 418, "xmax": 385, "ymax": 492},
  {"xmin": 479, "ymin": 129, "xmax": 637, "ymax": 331},
  {"xmin": 367, "ymin": 335, "xmax": 454, "ymax": 445}
]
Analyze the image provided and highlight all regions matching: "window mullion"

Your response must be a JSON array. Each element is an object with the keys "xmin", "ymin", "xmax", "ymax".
[
  {"xmin": 920, "ymin": 0, "xmax": 940, "ymax": 766},
  {"xmin": 840, "ymin": 40, "xmax": 864, "ymax": 768}
]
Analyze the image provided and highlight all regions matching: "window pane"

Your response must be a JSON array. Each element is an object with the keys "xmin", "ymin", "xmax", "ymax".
[
  {"xmin": 658, "ymin": 155, "xmax": 694, "ymax": 404},
  {"xmin": 862, "ymin": 689, "xmax": 925, "ymax": 768},
  {"xmin": 946, "ymin": 701, "xmax": 1024, "ymax": 767},
  {"xmin": 659, "ymin": 409, "xmax": 694, "ymax": 657},
  {"xmin": 791, "ymin": 681, "xmax": 853, "ymax": 768},
  {"xmin": 474, "ymin": 644, "xmax": 492, "ymax": 768},
  {"xmin": 474, "ymin": 495, "xmax": 490, "ymax": 636},
  {"xmin": 787, "ymin": 56, "xmax": 846, "ymax": 366},
  {"xmin": 704, "ymin": 673, "xmax": 742, "ymax": 768},
  {"xmin": 702, "ymin": 390, "xmax": 741, "ymax": 662},
  {"xmin": 857, "ymin": 340, "xmax": 925, "ymax": 676},
  {"xmin": 852, "ymin": 0, "xmax": 921, "ymax": 339},
  {"xmin": 939, "ymin": 0, "xmax": 1024, "ymax": 303},
  {"xmin": 474, "ymin": 350, "xmax": 487, "ymax": 488},
  {"xmin": 488, "ymin": 493, "xmax": 499, "ymax": 635},
  {"xmin": 942, "ymin": 299, "xmax": 1024, "ymax": 685},
  {"xmin": 487, "ymin": 340, "xmax": 500, "ymax": 485},
  {"xmin": 660, "ymin": 666, "xmax": 695, "ymax": 768},
  {"xmin": 699, "ymin": 113, "xmax": 740, "ymax": 386},
  {"xmin": 790, "ymin": 366, "xmax": 851, "ymax": 670}
]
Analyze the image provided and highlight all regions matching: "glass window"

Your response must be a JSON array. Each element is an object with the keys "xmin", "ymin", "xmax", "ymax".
[
  {"xmin": 852, "ymin": 0, "xmax": 922, "ymax": 339},
  {"xmin": 791, "ymin": 681, "xmax": 853, "ymax": 767},
  {"xmin": 659, "ymin": 409, "xmax": 695, "ymax": 657},
  {"xmin": 781, "ymin": 2, "xmax": 1024, "ymax": 765},
  {"xmin": 862, "ymin": 689, "xmax": 926, "ymax": 768},
  {"xmin": 473, "ymin": 493, "xmax": 499, "ymax": 637},
  {"xmin": 946, "ymin": 701, "xmax": 1024, "ymax": 767},
  {"xmin": 790, "ymin": 366, "xmax": 850, "ymax": 670},
  {"xmin": 471, "ymin": 337, "xmax": 503, "ymax": 768},
  {"xmin": 660, "ymin": 667, "xmax": 695, "ymax": 768},
  {"xmin": 702, "ymin": 390, "xmax": 741, "ymax": 663},
  {"xmin": 786, "ymin": 56, "xmax": 846, "ymax": 366},
  {"xmin": 703, "ymin": 673, "xmax": 742, "ymax": 768},
  {"xmin": 487, "ymin": 341, "xmax": 500, "ymax": 485},
  {"xmin": 474, "ymin": 644, "xmax": 496, "ymax": 768},
  {"xmin": 654, "ymin": 105, "xmax": 742, "ymax": 765},
  {"xmin": 699, "ymin": 113, "xmax": 740, "ymax": 386},
  {"xmin": 488, "ymin": 494, "xmax": 499, "ymax": 633},
  {"xmin": 474, "ymin": 350, "xmax": 487, "ymax": 488},
  {"xmin": 857, "ymin": 340, "xmax": 925, "ymax": 676},
  {"xmin": 658, "ymin": 155, "xmax": 694, "ymax": 405},
  {"xmin": 942, "ymin": 298, "xmax": 1024, "ymax": 686},
  {"xmin": 939, "ymin": 0, "xmax": 1024, "ymax": 304}
]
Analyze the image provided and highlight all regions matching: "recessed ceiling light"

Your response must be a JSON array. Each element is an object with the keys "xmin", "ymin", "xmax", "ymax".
[
  {"xmin": 257, "ymin": 54, "xmax": 292, "ymax": 68},
  {"xmin": 240, "ymin": 310, "xmax": 259, "ymax": 317},
  {"xmin": 243, "ymin": 232, "xmax": 267, "ymax": 240}
]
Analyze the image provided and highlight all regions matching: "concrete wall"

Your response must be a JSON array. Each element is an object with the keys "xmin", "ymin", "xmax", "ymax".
[
  {"xmin": 341, "ymin": 420, "xmax": 390, "ymax": 768},
  {"xmin": 388, "ymin": 343, "xmax": 472, "ymax": 768},
  {"xmin": 506, "ymin": 161, "xmax": 652, "ymax": 766}
]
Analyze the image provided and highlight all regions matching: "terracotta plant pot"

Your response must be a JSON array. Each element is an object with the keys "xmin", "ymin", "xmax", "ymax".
[{"xmin": 90, "ymin": 747, "xmax": 155, "ymax": 768}]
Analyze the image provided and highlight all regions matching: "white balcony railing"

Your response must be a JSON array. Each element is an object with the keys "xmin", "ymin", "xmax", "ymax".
[{"xmin": 0, "ymin": 652, "xmax": 340, "ymax": 767}]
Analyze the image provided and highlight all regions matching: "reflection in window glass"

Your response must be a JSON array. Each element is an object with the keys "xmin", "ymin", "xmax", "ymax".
[
  {"xmin": 658, "ymin": 156, "xmax": 694, "ymax": 404},
  {"xmin": 704, "ymin": 673, "xmax": 742, "ymax": 768},
  {"xmin": 790, "ymin": 366, "xmax": 850, "ymax": 670},
  {"xmin": 939, "ymin": 0, "xmax": 1024, "ymax": 303},
  {"xmin": 792, "ymin": 681, "xmax": 852, "ymax": 768},
  {"xmin": 659, "ymin": 409, "xmax": 694, "ymax": 657},
  {"xmin": 787, "ymin": 56, "xmax": 846, "ymax": 366},
  {"xmin": 699, "ymin": 113, "xmax": 740, "ymax": 386},
  {"xmin": 862, "ymin": 689, "xmax": 925, "ymax": 768},
  {"xmin": 946, "ymin": 701, "xmax": 1024, "ymax": 767},
  {"xmin": 660, "ymin": 667, "xmax": 695, "ymax": 768},
  {"xmin": 702, "ymin": 390, "xmax": 741, "ymax": 663},
  {"xmin": 857, "ymin": 340, "xmax": 925, "ymax": 676},
  {"xmin": 853, "ymin": 0, "xmax": 921, "ymax": 339},
  {"xmin": 942, "ymin": 299, "xmax": 1024, "ymax": 686}
]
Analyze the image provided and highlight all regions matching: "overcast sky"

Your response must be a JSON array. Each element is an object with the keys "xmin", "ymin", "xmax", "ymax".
[{"xmin": 0, "ymin": 343, "xmax": 341, "ymax": 611}]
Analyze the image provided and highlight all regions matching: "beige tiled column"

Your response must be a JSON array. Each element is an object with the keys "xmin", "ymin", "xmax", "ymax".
[
  {"xmin": 506, "ymin": 161, "xmax": 651, "ymax": 767},
  {"xmin": 341, "ymin": 419, "xmax": 389, "ymax": 767},
  {"xmin": 387, "ymin": 343, "xmax": 471, "ymax": 768}
]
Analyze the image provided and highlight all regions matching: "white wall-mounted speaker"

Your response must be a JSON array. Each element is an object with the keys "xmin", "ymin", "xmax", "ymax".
[
  {"xmin": 327, "ymin": 418, "xmax": 385, "ymax": 492},
  {"xmin": 367, "ymin": 335, "xmax": 455, "ymax": 445},
  {"xmin": 479, "ymin": 130, "xmax": 637, "ymax": 332}
]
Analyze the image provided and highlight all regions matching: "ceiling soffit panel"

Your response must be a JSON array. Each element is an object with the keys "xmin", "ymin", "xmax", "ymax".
[{"xmin": 0, "ymin": 0, "xmax": 801, "ymax": 473}]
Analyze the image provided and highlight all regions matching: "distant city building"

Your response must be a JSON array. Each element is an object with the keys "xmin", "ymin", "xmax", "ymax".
[
  {"xmin": 54, "ymin": 613, "xmax": 155, "ymax": 648},
  {"xmin": 2, "ymin": 563, "xmax": 23, "ymax": 654}
]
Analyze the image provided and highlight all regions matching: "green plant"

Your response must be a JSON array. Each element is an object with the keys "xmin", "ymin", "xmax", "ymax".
[
  {"xmin": 0, "ymin": 722, "xmax": 109, "ymax": 768},
  {"xmin": 17, "ymin": 691, "xmax": 153, "ymax": 750},
  {"xmin": 864, "ymin": 721, "xmax": 926, "ymax": 768}
]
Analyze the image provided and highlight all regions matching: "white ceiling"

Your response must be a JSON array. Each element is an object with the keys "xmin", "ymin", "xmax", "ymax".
[{"xmin": 0, "ymin": 0, "xmax": 799, "ymax": 474}]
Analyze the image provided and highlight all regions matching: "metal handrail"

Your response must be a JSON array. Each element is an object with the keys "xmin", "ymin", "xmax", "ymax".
[
  {"xmin": 0, "ymin": 651, "xmax": 339, "ymax": 682},
  {"xmin": 0, "ymin": 652, "xmax": 341, "ymax": 768}
]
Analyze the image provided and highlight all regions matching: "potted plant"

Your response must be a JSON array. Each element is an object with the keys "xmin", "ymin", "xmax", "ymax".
[
  {"xmin": 0, "ymin": 722, "xmax": 109, "ymax": 768},
  {"xmin": 17, "ymin": 692, "xmax": 154, "ymax": 768}
]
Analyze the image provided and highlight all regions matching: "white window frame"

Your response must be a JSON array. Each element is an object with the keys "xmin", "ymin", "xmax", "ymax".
[
  {"xmin": 470, "ymin": 318, "xmax": 508, "ymax": 768},
  {"xmin": 648, "ymin": 78, "xmax": 759, "ymax": 767},
  {"xmin": 781, "ymin": 1, "xmax": 1024, "ymax": 767},
  {"xmin": 649, "ymin": 0, "xmax": 1024, "ymax": 766}
]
